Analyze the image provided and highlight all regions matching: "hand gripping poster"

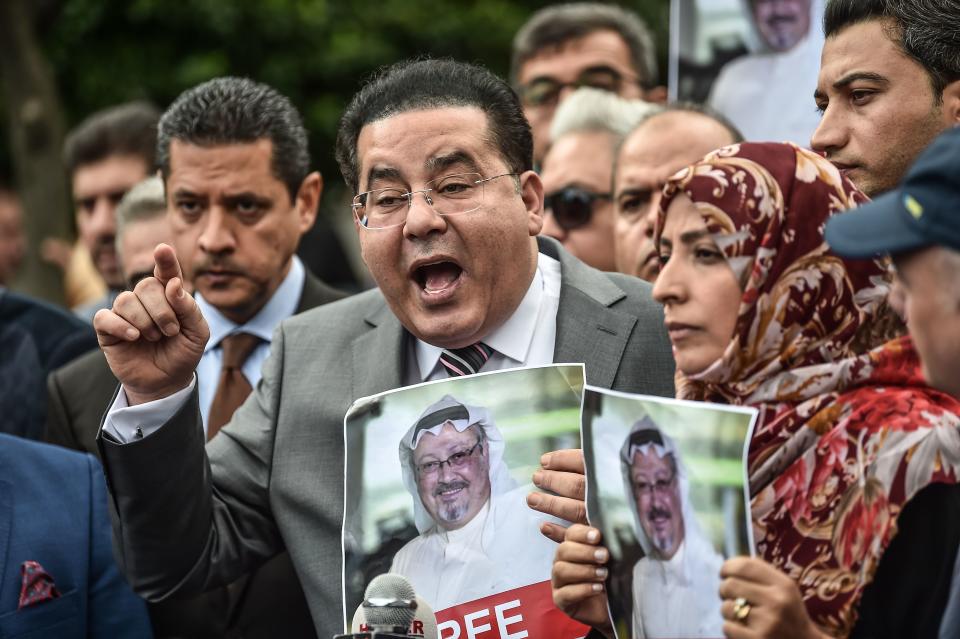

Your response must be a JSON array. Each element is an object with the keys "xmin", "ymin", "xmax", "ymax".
[
  {"xmin": 582, "ymin": 386, "xmax": 758, "ymax": 639},
  {"xmin": 343, "ymin": 364, "xmax": 590, "ymax": 639}
]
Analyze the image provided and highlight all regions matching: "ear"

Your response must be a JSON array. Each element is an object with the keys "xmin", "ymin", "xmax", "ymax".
[
  {"xmin": 643, "ymin": 85, "xmax": 668, "ymax": 105},
  {"xmin": 519, "ymin": 170, "xmax": 544, "ymax": 237},
  {"xmin": 941, "ymin": 79, "xmax": 960, "ymax": 124},
  {"xmin": 294, "ymin": 171, "xmax": 322, "ymax": 235}
]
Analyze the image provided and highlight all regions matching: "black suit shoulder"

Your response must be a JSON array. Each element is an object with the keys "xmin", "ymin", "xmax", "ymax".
[
  {"xmin": 297, "ymin": 269, "xmax": 349, "ymax": 312},
  {"xmin": 46, "ymin": 348, "xmax": 118, "ymax": 457}
]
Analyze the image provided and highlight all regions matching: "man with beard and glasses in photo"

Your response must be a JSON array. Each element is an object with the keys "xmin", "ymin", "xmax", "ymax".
[
  {"xmin": 63, "ymin": 102, "xmax": 160, "ymax": 321},
  {"xmin": 812, "ymin": 0, "xmax": 960, "ymax": 198},
  {"xmin": 90, "ymin": 59, "xmax": 674, "ymax": 638},
  {"xmin": 391, "ymin": 395, "xmax": 559, "ymax": 612},
  {"xmin": 539, "ymin": 88, "xmax": 659, "ymax": 271},
  {"xmin": 622, "ymin": 420, "xmax": 723, "ymax": 639},
  {"xmin": 710, "ymin": 0, "xmax": 824, "ymax": 145},
  {"xmin": 613, "ymin": 104, "xmax": 742, "ymax": 282}
]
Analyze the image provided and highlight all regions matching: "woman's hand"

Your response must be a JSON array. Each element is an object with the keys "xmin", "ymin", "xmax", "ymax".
[
  {"xmin": 552, "ymin": 524, "xmax": 614, "ymax": 637},
  {"xmin": 719, "ymin": 557, "xmax": 830, "ymax": 639}
]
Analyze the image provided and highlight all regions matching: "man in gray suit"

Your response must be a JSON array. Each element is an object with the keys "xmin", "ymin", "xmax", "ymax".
[{"xmin": 93, "ymin": 60, "xmax": 675, "ymax": 637}]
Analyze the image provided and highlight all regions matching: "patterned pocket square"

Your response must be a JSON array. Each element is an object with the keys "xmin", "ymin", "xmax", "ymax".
[{"xmin": 18, "ymin": 560, "xmax": 61, "ymax": 610}]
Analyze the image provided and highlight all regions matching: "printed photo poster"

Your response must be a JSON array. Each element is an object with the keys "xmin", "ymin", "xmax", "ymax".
[
  {"xmin": 668, "ymin": 0, "xmax": 825, "ymax": 145},
  {"xmin": 342, "ymin": 364, "xmax": 590, "ymax": 639},
  {"xmin": 581, "ymin": 386, "xmax": 758, "ymax": 639}
]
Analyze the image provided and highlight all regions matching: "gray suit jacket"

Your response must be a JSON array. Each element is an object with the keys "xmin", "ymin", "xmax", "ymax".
[{"xmin": 99, "ymin": 238, "xmax": 675, "ymax": 637}]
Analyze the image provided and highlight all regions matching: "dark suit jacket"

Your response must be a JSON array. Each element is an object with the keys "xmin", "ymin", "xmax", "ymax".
[
  {"xmin": 0, "ymin": 291, "xmax": 97, "ymax": 440},
  {"xmin": 0, "ymin": 433, "xmax": 151, "ymax": 638},
  {"xmin": 49, "ymin": 270, "xmax": 344, "ymax": 639},
  {"xmin": 99, "ymin": 238, "xmax": 676, "ymax": 638}
]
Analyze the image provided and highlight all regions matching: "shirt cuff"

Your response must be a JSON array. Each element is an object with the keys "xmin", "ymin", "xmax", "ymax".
[{"xmin": 101, "ymin": 376, "xmax": 197, "ymax": 444}]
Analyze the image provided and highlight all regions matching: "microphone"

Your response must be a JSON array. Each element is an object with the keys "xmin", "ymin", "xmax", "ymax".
[{"xmin": 335, "ymin": 573, "xmax": 438, "ymax": 639}]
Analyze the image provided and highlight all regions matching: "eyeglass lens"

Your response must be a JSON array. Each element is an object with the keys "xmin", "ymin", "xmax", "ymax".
[
  {"xmin": 521, "ymin": 66, "xmax": 624, "ymax": 107},
  {"xmin": 355, "ymin": 173, "xmax": 483, "ymax": 229},
  {"xmin": 544, "ymin": 188, "xmax": 609, "ymax": 231}
]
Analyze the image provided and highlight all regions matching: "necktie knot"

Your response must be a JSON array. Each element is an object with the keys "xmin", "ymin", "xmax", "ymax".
[
  {"xmin": 219, "ymin": 332, "xmax": 263, "ymax": 370},
  {"xmin": 439, "ymin": 342, "xmax": 494, "ymax": 377}
]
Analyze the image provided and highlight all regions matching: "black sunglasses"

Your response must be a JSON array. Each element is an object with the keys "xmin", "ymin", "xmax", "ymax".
[{"xmin": 543, "ymin": 187, "xmax": 612, "ymax": 231}]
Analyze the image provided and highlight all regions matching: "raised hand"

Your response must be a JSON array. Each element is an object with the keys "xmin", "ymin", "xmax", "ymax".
[{"xmin": 94, "ymin": 244, "xmax": 209, "ymax": 405}]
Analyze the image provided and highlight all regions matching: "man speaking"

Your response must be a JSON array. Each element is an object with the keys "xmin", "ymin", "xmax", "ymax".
[
  {"xmin": 392, "ymin": 395, "xmax": 557, "ymax": 611},
  {"xmin": 93, "ymin": 59, "xmax": 674, "ymax": 637}
]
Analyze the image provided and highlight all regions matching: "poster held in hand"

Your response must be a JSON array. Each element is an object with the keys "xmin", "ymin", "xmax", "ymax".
[{"xmin": 581, "ymin": 386, "xmax": 758, "ymax": 639}]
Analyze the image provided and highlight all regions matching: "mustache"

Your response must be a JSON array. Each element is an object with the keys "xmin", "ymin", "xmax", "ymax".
[
  {"xmin": 194, "ymin": 257, "xmax": 244, "ymax": 274},
  {"xmin": 434, "ymin": 480, "xmax": 468, "ymax": 496},
  {"xmin": 766, "ymin": 14, "xmax": 800, "ymax": 25},
  {"xmin": 91, "ymin": 235, "xmax": 116, "ymax": 251},
  {"xmin": 646, "ymin": 505, "xmax": 672, "ymax": 520}
]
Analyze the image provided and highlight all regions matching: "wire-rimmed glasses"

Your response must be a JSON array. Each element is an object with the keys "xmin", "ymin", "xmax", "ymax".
[
  {"xmin": 415, "ymin": 438, "xmax": 484, "ymax": 477},
  {"xmin": 352, "ymin": 172, "xmax": 517, "ymax": 230}
]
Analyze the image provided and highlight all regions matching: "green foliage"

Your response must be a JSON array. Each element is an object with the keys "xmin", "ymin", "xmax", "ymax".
[{"xmin": 4, "ymin": 0, "xmax": 669, "ymax": 193}]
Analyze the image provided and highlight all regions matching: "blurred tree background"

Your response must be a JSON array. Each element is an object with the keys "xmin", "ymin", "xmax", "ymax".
[{"xmin": 0, "ymin": 0, "xmax": 669, "ymax": 300}]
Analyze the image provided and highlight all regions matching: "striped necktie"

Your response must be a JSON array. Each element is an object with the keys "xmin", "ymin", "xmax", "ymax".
[{"xmin": 439, "ymin": 342, "xmax": 494, "ymax": 377}]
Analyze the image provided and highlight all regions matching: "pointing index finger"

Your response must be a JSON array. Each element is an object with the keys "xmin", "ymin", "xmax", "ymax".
[{"xmin": 153, "ymin": 243, "xmax": 183, "ymax": 285}]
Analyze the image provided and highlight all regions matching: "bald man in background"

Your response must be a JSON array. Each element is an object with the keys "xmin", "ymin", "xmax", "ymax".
[{"xmin": 612, "ymin": 105, "xmax": 742, "ymax": 281}]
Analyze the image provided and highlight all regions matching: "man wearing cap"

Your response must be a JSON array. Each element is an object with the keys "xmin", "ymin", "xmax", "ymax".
[
  {"xmin": 825, "ymin": 126, "xmax": 960, "ymax": 401},
  {"xmin": 392, "ymin": 395, "xmax": 558, "ymax": 612},
  {"xmin": 622, "ymin": 420, "xmax": 723, "ymax": 638}
]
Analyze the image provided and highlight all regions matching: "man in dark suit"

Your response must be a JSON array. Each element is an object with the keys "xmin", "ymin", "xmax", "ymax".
[
  {"xmin": 0, "ymin": 433, "xmax": 151, "ymax": 637},
  {"xmin": 49, "ymin": 80, "xmax": 344, "ymax": 638},
  {"xmin": 93, "ymin": 61, "xmax": 676, "ymax": 638},
  {"xmin": 0, "ymin": 290, "xmax": 97, "ymax": 439}
]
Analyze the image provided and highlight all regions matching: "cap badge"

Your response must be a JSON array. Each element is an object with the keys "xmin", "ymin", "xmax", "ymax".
[{"xmin": 904, "ymin": 194, "xmax": 924, "ymax": 220}]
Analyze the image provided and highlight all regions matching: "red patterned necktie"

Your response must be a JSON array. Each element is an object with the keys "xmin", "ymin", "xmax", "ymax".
[
  {"xmin": 206, "ymin": 332, "xmax": 263, "ymax": 440},
  {"xmin": 18, "ymin": 561, "xmax": 60, "ymax": 610},
  {"xmin": 438, "ymin": 342, "xmax": 494, "ymax": 376}
]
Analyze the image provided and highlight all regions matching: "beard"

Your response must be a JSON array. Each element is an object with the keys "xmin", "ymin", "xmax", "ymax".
[{"xmin": 434, "ymin": 480, "xmax": 471, "ymax": 524}]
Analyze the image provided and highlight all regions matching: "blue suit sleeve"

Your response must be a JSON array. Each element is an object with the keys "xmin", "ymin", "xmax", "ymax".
[{"xmin": 85, "ymin": 454, "xmax": 154, "ymax": 638}]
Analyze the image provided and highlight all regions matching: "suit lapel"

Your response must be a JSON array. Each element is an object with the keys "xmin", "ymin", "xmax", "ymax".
[
  {"xmin": 543, "ymin": 237, "xmax": 637, "ymax": 389},
  {"xmin": 296, "ymin": 270, "xmax": 346, "ymax": 313},
  {"xmin": 351, "ymin": 297, "xmax": 406, "ymax": 400}
]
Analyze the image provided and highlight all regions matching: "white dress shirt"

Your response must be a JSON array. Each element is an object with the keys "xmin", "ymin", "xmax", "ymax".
[
  {"xmin": 103, "ymin": 257, "xmax": 306, "ymax": 442},
  {"xmin": 407, "ymin": 251, "xmax": 562, "ymax": 384}
]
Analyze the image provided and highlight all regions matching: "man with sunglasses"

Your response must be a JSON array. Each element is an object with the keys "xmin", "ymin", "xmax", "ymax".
[
  {"xmin": 540, "ymin": 88, "xmax": 659, "ymax": 271},
  {"xmin": 511, "ymin": 3, "xmax": 667, "ymax": 165},
  {"xmin": 392, "ymin": 395, "xmax": 559, "ymax": 613},
  {"xmin": 93, "ymin": 59, "xmax": 675, "ymax": 638}
]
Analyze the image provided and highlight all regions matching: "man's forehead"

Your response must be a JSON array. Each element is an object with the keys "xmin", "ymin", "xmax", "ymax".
[
  {"xmin": 413, "ymin": 423, "xmax": 477, "ymax": 454},
  {"xmin": 818, "ymin": 19, "xmax": 905, "ymax": 89},
  {"xmin": 632, "ymin": 449, "xmax": 672, "ymax": 472},
  {"xmin": 519, "ymin": 30, "xmax": 635, "ymax": 82}
]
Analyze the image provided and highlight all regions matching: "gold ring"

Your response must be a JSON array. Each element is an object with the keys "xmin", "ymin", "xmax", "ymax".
[{"xmin": 732, "ymin": 596, "xmax": 751, "ymax": 622}]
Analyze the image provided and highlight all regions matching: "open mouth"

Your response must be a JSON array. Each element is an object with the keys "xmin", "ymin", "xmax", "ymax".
[{"xmin": 413, "ymin": 260, "xmax": 464, "ymax": 301}]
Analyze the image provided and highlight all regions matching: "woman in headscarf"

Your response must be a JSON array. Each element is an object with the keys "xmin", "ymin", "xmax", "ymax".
[{"xmin": 551, "ymin": 142, "xmax": 960, "ymax": 639}]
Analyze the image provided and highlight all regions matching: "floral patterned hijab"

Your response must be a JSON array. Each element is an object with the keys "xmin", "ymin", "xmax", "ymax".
[{"xmin": 655, "ymin": 142, "xmax": 960, "ymax": 636}]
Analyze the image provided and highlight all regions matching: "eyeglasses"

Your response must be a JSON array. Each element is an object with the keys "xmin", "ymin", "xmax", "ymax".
[
  {"xmin": 543, "ymin": 187, "xmax": 612, "ymax": 231},
  {"xmin": 416, "ymin": 439, "xmax": 483, "ymax": 477},
  {"xmin": 633, "ymin": 473, "xmax": 677, "ymax": 498},
  {"xmin": 518, "ymin": 65, "xmax": 642, "ymax": 108},
  {"xmin": 352, "ymin": 172, "xmax": 517, "ymax": 230}
]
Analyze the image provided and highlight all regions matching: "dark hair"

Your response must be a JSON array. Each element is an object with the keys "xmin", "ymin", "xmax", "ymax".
[
  {"xmin": 63, "ymin": 101, "xmax": 160, "ymax": 178},
  {"xmin": 335, "ymin": 58, "xmax": 533, "ymax": 194},
  {"xmin": 823, "ymin": 0, "xmax": 960, "ymax": 98},
  {"xmin": 510, "ymin": 3, "xmax": 658, "ymax": 88},
  {"xmin": 157, "ymin": 77, "xmax": 310, "ymax": 201}
]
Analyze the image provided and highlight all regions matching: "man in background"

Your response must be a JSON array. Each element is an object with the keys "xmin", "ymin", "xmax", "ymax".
[
  {"xmin": 613, "ymin": 105, "xmax": 742, "ymax": 282},
  {"xmin": 539, "ymin": 88, "xmax": 658, "ymax": 271},
  {"xmin": 812, "ymin": 0, "xmax": 960, "ymax": 197},
  {"xmin": 511, "ymin": 3, "xmax": 666, "ymax": 165},
  {"xmin": 62, "ymin": 101, "xmax": 159, "ymax": 320}
]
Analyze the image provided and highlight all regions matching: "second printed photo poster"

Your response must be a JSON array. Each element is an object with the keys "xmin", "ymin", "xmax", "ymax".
[
  {"xmin": 342, "ymin": 364, "xmax": 589, "ymax": 639},
  {"xmin": 582, "ymin": 386, "xmax": 758, "ymax": 639}
]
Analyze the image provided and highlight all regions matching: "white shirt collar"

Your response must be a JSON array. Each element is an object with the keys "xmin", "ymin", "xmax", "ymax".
[
  {"xmin": 414, "ymin": 251, "xmax": 556, "ymax": 380},
  {"xmin": 199, "ymin": 256, "xmax": 305, "ymax": 351}
]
